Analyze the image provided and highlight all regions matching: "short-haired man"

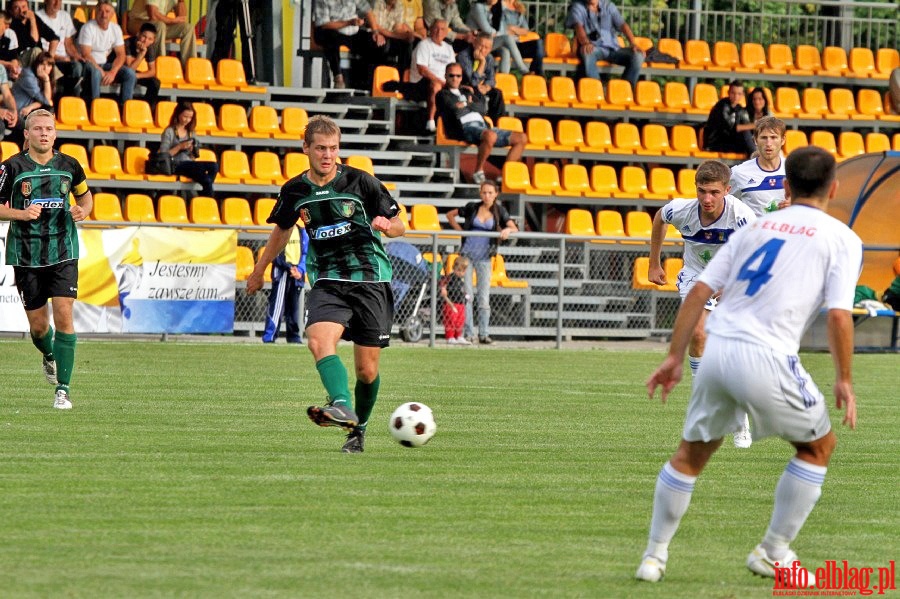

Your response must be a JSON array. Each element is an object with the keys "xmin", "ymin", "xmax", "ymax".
[
  {"xmin": 37, "ymin": 0, "xmax": 85, "ymax": 100},
  {"xmin": 436, "ymin": 62, "xmax": 526, "ymax": 184},
  {"xmin": 0, "ymin": 109, "xmax": 93, "ymax": 410},
  {"xmin": 409, "ymin": 19, "xmax": 456, "ymax": 132},
  {"xmin": 123, "ymin": 22, "xmax": 160, "ymax": 104},
  {"xmin": 246, "ymin": 115, "xmax": 406, "ymax": 454},
  {"xmin": 730, "ymin": 116, "xmax": 790, "ymax": 216},
  {"xmin": 704, "ymin": 80, "xmax": 754, "ymax": 156},
  {"xmin": 636, "ymin": 146, "xmax": 860, "ymax": 586},
  {"xmin": 456, "ymin": 32, "xmax": 505, "ymax": 124},
  {"xmin": 8, "ymin": 0, "xmax": 59, "ymax": 68},
  {"xmin": 312, "ymin": 0, "xmax": 391, "ymax": 90},
  {"xmin": 127, "ymin": 0, "xmax": 197, "ymax": 67},
  {"xmin": 78, "ymin": 0, "xmax": 137, "ymax": 103},
  {"xmin": 566, "ymin": 0, "xmax": 644, "ymax": 88},
  {"xmin": 423, "ymin": 0, "xmax": 472, "ymax": 52}
]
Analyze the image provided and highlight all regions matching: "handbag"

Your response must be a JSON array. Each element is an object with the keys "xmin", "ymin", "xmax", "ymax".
[{"xmin": 146, "ymin": 151, "xmax": 173, "ymax": 176}]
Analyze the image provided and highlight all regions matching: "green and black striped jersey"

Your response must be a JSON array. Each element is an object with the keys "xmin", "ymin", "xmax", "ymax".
[
  {"xmin": 268, "ymin": 164, "xmax": 399, "ymax": 283},
  {"xmin": 0, "ymin": 151, "xmax": 89, "ymax": 267}
]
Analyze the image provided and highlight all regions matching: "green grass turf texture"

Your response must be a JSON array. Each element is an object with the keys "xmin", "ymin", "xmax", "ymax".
[{"xmin": 0, "ymin": 340, "xmax": 897, "ymax": 598}]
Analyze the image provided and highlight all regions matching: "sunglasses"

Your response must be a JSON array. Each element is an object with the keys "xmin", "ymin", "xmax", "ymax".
[{"xmin": 446, "ymin": 74, "xmax": 462, "ymax": 78}]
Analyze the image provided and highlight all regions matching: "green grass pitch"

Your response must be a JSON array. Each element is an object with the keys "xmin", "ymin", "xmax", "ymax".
[{"xmin": 0, "ymin": 340, "xmax": 897, "ymax": 598}]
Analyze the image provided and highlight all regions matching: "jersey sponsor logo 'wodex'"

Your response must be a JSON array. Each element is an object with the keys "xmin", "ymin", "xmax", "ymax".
[
  {"xmin": 312, "ymin": 221, "xmax": 352, "ymax": 240},
  {"xmin": 28, "ymin": 198, "xmax": 66, "ymax": 209}
]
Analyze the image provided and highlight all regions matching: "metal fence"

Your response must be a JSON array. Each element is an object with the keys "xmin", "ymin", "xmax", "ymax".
[{"xmin": 527, "ymin": 0, "xmax": 898, "ymax": 52}]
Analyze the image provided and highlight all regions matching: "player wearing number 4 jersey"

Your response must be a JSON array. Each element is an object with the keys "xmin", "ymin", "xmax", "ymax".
[{"xmin": 636, "ymin": 146, "xmax": 861, "ymax": 585}]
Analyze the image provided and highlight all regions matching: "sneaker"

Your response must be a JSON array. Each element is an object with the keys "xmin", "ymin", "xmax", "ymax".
[
  {"xmin": 733, "ymin": 424, "xmax": 753, "ymax": 448},
  {"xmin": 42, "ymin": 356, "xmax": 57, "ymax": 385},
  {"xmin": 635, "ymin": 555, "xmax": 666, "ymax": 582},
  {"xmin": 307, "ymin": 401, "xmax": 358, "ymax": 430},
  {"xmin": 746, "ymin": 545, "xmax": 814, "ymax": 587},
  {"xmin": 472, "ymin": 170, "xmax": 486, "ymax": 184},
  {"xmin": 456, "ymin": 337, "xmax": 472, "ymax": 345},
  {"xmin": 341, "ymin": 428, "xmax": 365, "ymax": 453},
  {"xmin": 447, "ymin": 337, "xmax": 459, "ymax": 344},
  {"xmin": 53, "ymin": 389, "xmax": 72, "ymax": 410},
  {"xmin": 479, "ymin": 336, "xmax": 493, "ymax": 345},
  {"xmin": 425, "ymin": 119, "xmax": 436, "ymax": 133}
]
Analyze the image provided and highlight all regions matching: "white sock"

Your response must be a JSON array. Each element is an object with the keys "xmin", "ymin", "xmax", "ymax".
[
  {"xmin": 762, "ymin": 458, "xmax": 826, "ymax": 560},
  {"xmin": 645, "ymin": 462, "xmax": 697, "ymax": 563},
  {"xmin": 689, "ymin": 356, "xmax": 701, "ymax": 377}
]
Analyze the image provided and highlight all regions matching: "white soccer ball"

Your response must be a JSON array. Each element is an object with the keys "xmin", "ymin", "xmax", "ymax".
[{"xmin": 388, "ymin": 402, "xmax": 436, "ymax": 447}]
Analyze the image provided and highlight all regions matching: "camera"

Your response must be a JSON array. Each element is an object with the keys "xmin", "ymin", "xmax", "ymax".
[
  {"xmin": 588, "ymin": 31, "xmax": 600, "ymax": 42},
  {"xmin": 190, "ymin": 138, "xmax": 201, "ymax": 158}
]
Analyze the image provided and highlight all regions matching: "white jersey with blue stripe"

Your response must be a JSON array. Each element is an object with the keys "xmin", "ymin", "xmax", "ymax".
[
  {"xmin": 661, "ymin": 195, "xmax": 757, "ymax": 277},
  {"xmin": 730, "ymin": 157, "xmax": 786, "ymax": 216}
]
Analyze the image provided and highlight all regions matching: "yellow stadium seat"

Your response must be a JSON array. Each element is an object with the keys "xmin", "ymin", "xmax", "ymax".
[
  {"xmin": 254, "ymin": 198, "xmax": 277, "ymax": 226},
  {"xmin": 501, "ymin": 161, "xmax": 534, "ymax": 194},
  {"xmin": 59, "ymin": 143, "xmax": 96, "ymax": 177},
  {"xmin": 801, "ymin": 88, "xmax": 830, "ymax": 119},
  {"xmin": 827, "ymin": 88, "xmax": 859, "ymax": 120},
  {"xmin": 123, "ymin": 99, "xmax": 161, "ymax": 133},
  {"xmin": 525, "ymin": 118, "xmax": 555, "ymax": 150},
  {"xmin": 837, "ymin": 131, "xmax": 865, "ymax": 161},
  {"xmin": 849, "ymin": 48, "xmax": 876, "ymax": 78},
  {"xmin": 737, "ymin": 42, "xmax": 766, "ymax": 72},
  {"xmin": 875, "ymin": 48, "xmax": 900, "ymax": 79},
  {"xmin": 549, "ymin": 76, "xmax": 586, "ymax": 107},
  {"xmin": 821, "ymin": 46, "xmax": 849, "ymax": 76},
  {"xmin": 494, "ymin": 72, "xmax": 520, "ymax": 103},
  {"xmin": 235, "ymin": 246, "xmax": 254, "ymax": 281},
  {"xmin": 558, "ymin": 164, "xmax": 597, "ymax": 197},
  {"xmin": 249, "ymin": 151, "xmax": 286, "ymax": 185},
  {"xmin": 775, "ymin": 86, "xmax": 802, "ymax": 117},
  {"xmin": 213, "ymin": 103, "xmax": 257, "ymax": 137},
  {"xmin": 670, "ymin": 124, "xmax": 717, "ymax": 158},
  {"xmin": 496, "ymin": 116, "xmax": 523, "ymax": 132},
  {"xmin": 530, "ymin": 162, "xmax": 561, "ymax": 195},
  {"xmin": 632, "ymin": 257, "xmax": 664, "ymax": 291},
  {"xmin": 191, "ymin": 102, "xmax": 219, "ymax": 135},
  {"xmin": 660, "ymin": 258, "xmax": 682, "ymax": 290},
  {"xmin": 158, "ymin": 194, "xmax": 189, "ymax": 224},
  {"xmin": 92, "ymin": 145, "xmax": 139, "ymax": 180},
  {"xmin": 189, "ymin": 196, "xmax": 222, "ymax": 225},
  {"xmin": 640, "ymin": 123, "xmax": 675, "ymax": 156},
  {"xmin": 248, "ymin": 105, "xmax": 280, "ymax": 137},
  {"xmin": 784, "ymin": 129, "xmax": 809, "ymax": 155},
  {"xmin": 689, "ymin": 83, "xmax": 719, "ymax": 115},
  {"xmin": 520, "ymin": 74, "xmax": 564, "ymax": 107},
  {"xmin": 607, "ymin": 79, "xmax": 644, "ymax": 110},
  {"xmin": 590, "ymin": 165, "xmax": 621, "ymax": 197},
  {"xmin": 491, "ymin": 254, "xmax": 528, "ymax": 288},
  {"xmin": 649, "ymin": 167, "xmax": 678, "ymax": 199},
  {"xmin": 810, "ymin": 130, "xmax": 837, "ymax": 156},
  {"xmin": 625, "ymin": 210, "xmax": 653, "ymax": 239},
  {"xmin": 91, "ymin": 192, "xmax": 124, "ymax": 222},
  {"xmin": 612, "ymin": 122, "xmax": 641, "ymax": 154},
  {"xmin": 221, "ymin": 197, "xmax": 255, "ymax": 227},
  {"xmin": 0, "ymin": 140, "xmax": 18, "ymax": 160},
  {"xmin": 583, "ymin": 121, "xmax": 612, "ymax": 152},
  {"xmin": 865, "ymin": 132, "xmax": 891, "ymax": 153},
  {"xmin": 88, "ymin": 97, "xmax": 125, "ymax": 131},
  {"xmin": 283, "ymin": 152, "xmax": 310, "ymax": 178},
  {"xmin": 794, "ymin": 45, "xmax": 822, "ymax": 74},
  {"xmin": 56, "ymin": 96, "xmax": 89, "ymax": 130},
  {"xmin": 435, "ymin": 117, "xmax": 466, "ymax": 146},
  {"xmin": 124, "ymin": 193, "xmax": 157, "ymax": 223},
  {"xmin": 186, "ymin": 57, "xmax": 229, "ymax": 90},
  {"xmin": 635, "ymin": 80, "xmax": 664, "ymax": 111},
  {"xmin": 856, "ymin": 88, "xmax": 886, "ymax": 119},
  {"xmin": 280, "ymin": 107, "xmax": 309, "ymax": 138},
  {"xmin": 156, "ymin": 55, "xmax": 198, "ymax": 88},
  {"xmin": 122, "ymin": 146, "xmax": 150, "ymax": 178},
  {"xmin": 409, "ymin": 204, "xmax": 442, "ymax": 232},
  {"xmin": 677, "ymin": 168, "xmax": 697, "ymax": 197},
  {"xmin": 894, "ymin": 134, "xmax": 900, "ymax": 151},
  {"xmin": 766, "ymin": 43, "xmax": 795, "ymax": 74},
  {"xmin": 564, "ymin": 208, "xmax": 595, "ymax": 236},
  {"xmin": 684, "ymin": 39, "xmax": 714, "ymax": 69},
  {"xmin": 663, "ymin": 81, "xmax": 691, "ymax": 113},
  {"xmin": 544, "ymin": 32, "xmax": 576, "ymax": 64},
  {"xmin": 554, "ymin": 119, "xmax": 584, "ymax": 150},
  {"xmin": 155, "ymin": 100, "xmax": 177, "ymax": 130},
  {"xmin": 596, "ymin": 209, "xmax": 625, "ymax": 238},
  {"xmin": 220, "ymin": 150, "xmax": 267, "ymax": 185},
  {"xmin": 216, "ymin": 58, "xmax": 266, "ymax": 92},
  {"xmin": 712, "ymin": 41, "xmax": 741, "ymax": 71},
  {"xmin": 373, "ymin": 65, "xmax": 400, "ymax": 98},
  {"xmin": 655, "ymin": 38, "xmax": 684, "ymax": 67},
  {"xmin": 619, "ymin": 166, "xmax": 650, "ymax": 199},
  {"xmin": 576, "ymin": 77, "xmax": 607, "ymax": 108}
]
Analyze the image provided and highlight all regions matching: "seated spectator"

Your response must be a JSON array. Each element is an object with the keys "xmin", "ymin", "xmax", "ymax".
[
  {"xmin": 398, "ymin": 0, "xmax": 427, "ymax": 40},
  {"xmin": 747, "ymin": 86, "xmax": 771, "ymax": 123},
  {"xmin": 703, "ymin": 79, "xmax": 755, "ymax": 156},
  {"xmin": 8, "ymin": 0, "xmax": 59, "ymax": 68},
  {"xmin": 0, "ymin": 57, "xmax": 18, "ymax": 136},
  {"xmin": 423, "ymin": 0, "xmax": 473, "ymax": 52},
  {"xmin": 497, "ymin": 0, "xmax": 543, "ymax": 75},
  {"xmin": 466, "ymin": 0, "xmax": 530, "ymax": 75},
  {"xmin": 0, "ymin": 11, "xmax": 22, "ymax": 80},
  {"xmin": 456, "ymin": 32, "xmax": 505, "ymax": 123},
  {"xmin": 12, "ymin": 50, "xmax": 53, "ymax": 119},
  {"xmin": 372, "ymin": 0, "xmax": 417, "ymax": 78},
  {"xmin": 159, "ymin": 101, "xmax": 219, "ymax": 197},
  {"xmin": 565, "ymin": 0, "xmax": 644, "ymax": 88},
  {"xmin": 407, "ymin": 19, "xmax": 455, "ymax": 132},
  {"xmin": 436, "ymin": 62, "xmax": 525, "ymax": 184},
  {"xmin": 37, "ymin": 0, "xmax": 85, "ymax": 101},
  {"xmin": 78, "ymin": 0, "xmax": 137, "ymax": 104},
  {"xmin": 124, "ymin": 22, "xmax": 160, "ymax": 104},
  {"xmin": 312, "ymin": 0, "xmax": 391, "ymax": 90},
  {"xmin": 127, "ymin": 0, "xmax": 197, "ymax": 68}
]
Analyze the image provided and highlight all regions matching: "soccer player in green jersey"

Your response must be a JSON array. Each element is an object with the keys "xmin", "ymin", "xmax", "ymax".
[
  {"xmin": 247, "ymin": 115, "xmax": 405, "ymax": 453},
  {"xmin": 0, "ymin": 109, "xmax": 93, "ymax": 410}
]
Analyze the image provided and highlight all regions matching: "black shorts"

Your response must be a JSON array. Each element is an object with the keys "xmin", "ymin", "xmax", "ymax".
[
  {"xmin": 305, "ymin": 280, "xmax": 394, "ymax": 348},
  {"xmin": 14, "ymin": 260, "xmax": 79, "ymax": 311}
]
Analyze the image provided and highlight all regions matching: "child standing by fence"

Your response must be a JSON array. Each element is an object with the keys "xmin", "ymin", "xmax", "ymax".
[{"xmin": 441, "ymin": 256, "xmax": 470, "ymax": 344}]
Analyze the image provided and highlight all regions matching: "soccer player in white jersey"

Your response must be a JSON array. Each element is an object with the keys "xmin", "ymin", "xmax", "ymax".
[
  {"xmin": 635, "ymin": 146, "xmax": 861, "ymax": 585},
  {"xmin": 730, "ymin": 116, "xmax": 789, "ymax": 216},
  {"xmin": 648, "ymin": 159, "xmax": 756, "ymax": 377}
]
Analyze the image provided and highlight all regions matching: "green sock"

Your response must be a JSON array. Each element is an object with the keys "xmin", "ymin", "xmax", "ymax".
[
  {"xmin": 316, "ymin": 355, "xmax": 351, "ymax": 407},
  {"xmin": 54, "ymin": 331, "xmax": 77, "ymax": 389},
  {"xmin": 31, "ymin": 326, "xmax": 54, "ymax": 359},
  {"xmin": 354, "ymin": 374, "xmax": 380, "ymax": 431}
]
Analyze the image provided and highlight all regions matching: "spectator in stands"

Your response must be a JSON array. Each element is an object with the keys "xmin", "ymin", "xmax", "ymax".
[
  {"xmin": 466, "ymin": 0, "xmax": 531, "ymax": 75},
  {"xmin": 12, "ymin": 50, "xmax": 53, "ymax": 121},
  {"xmin": 159, "ymin": 100, "xmax": 219, "ymax": 196},
  {"xmin": 747, "ymin": 86, "xmax": 771, "ymax": 123},
  {"xmin": 446, "ymin": 179, "xmax": 518, "ymax": 344},
  {"xmin": 312, "ymin": 0, "xmax": 391, "ymax": 90},
  {"xmin": 37, "ymin": 0, "xmax": 85, "ymax": 101},
  {"xmin": 205, "ymin": 0, "xmax": 263, "ymax": 82},
  {"xmin": 0, "ymin": 58, "xmax": 18, "ymax": 135},
  {"xmin": 0, "ymin": 10, "xmax": 23, "ymax": 80},
  {"xmin": 398, "ymin": 0, "xmax": 427, "ymax": 40},
  {"xmin": 456, "ymin": 32, "xmax": 505, "ymax": 123},
  {"xmin": 566, "ymin": 0, "xmax": 644, "ymax": 88},
  {"xmin": 263, "ymin": 224, "xmax": 309, "ymax": 344},
  {"xmin": 127, "ymin": 0, "xmax": 197, "ymax": 68},
  {"xmin": 436, "ymin": 62, "xmax": 525, "ymax": 183},
  {"xmin": 423, "ymin": 0, "xmax": 473, "ymax": 52},
  {"xmin": 9, "ymin": 0, "xmax": 59, "ymax": 68},
  {"xmin": 124, "ymin": 22, "xmax": 160, "ymax": 104},
  {"xmin": 78, "ymin": 0, "xmax": 137, "ymax": 104},
  {"xmin": 703, "ymin": 79, "xmax": 754, "ymax": 156},
  {"xmin": 407, "ymin": 19, "xmax": 455, "ymax": 132},
  {"xmin": 372, "ymin": 0, "xmax": 417, "ymax": 79},
  {"xmin": 497, "ymin": 0, "xmax": 543, "ymax": 76}
]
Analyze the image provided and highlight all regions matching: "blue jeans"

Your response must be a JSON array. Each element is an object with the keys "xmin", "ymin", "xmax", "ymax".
[
  {"xmin": 464, "ymin": 258, "xmax": 492, "ymax": 339},
  {"xmin": 84, "ymin": 62, "xmax": 137, "ymax": 103},
  {"xmin": 582, "ymin": 46, "xmax": 644, "ymax": 89},
  {"xmin": 174, "ymin": 160, "xmax": 219, "ymax": 196}
]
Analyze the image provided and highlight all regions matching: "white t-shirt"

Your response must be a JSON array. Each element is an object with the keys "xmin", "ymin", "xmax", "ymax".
[
  {"xmin": 409, "ymin": 37, "xmax": 454, "ymax": 83},
  {"xmin": 37, "ymin": 9, "xmax": 78, "ymax": 59},
  {"xmin": 699, "ymin": 204, "xmax": 863, "ymax": 355},
  {"xmin": 3, "ymin": 29, "xmax": 19, "ymax": 53},
  {"xmin": 77, "ymin": 20, "xmax": 125, "ymax": 65},
  {"xmin": 661, "ymin": 195, "xmax": 756, "ymax": 278},
  {"xmin": 730, "ymin": 156, "xmax": 786, "ymax": 216}
]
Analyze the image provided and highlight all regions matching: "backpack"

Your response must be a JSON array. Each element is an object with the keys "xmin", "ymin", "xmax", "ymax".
[{"xmin": 645, "ymin": 46, "xmax": 680, "ymax": 65}]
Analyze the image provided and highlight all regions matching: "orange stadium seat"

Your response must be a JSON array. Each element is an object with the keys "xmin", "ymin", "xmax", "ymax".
[
  {"xmin": 122, "ymin": 146, "xmax": 150, "ymax": 178},
  {"xmin": 217, "ymin": 58, "xmax": 266, "ymax": 92},
  {"xmin": 501, "ymin": 161, "xmax": 535, "ymax": 194},
  {"xmin": 544, "ymin": 32, "xmax": 576, "ymax": 64},
  {"xmin": 827, "ymin": 88, "xmax": 859, "ymax": 120},
  {"xmin": 372, "ymin": 65, "xmax": 401, "ymax": 98},
  {"xmin": 549, "ymin": 76, "xmax": 589, "ymax": 107},
  {"xmin": 683, "ymin": 40, "xmax": 713, "ymax": 69},
  {"xmin": 856, "ymin": 88, "xmax": 886, "ymax": 119},
  {"xmin": 522, "ymin": 74, "xmax": 566, "ymax": 107},
  {"xmin": 235, "ymin": 246, "xmax": 254, "ymax": 282},
  {"xmin": 784, "ymin": 129, "xmax": 809, "ymax": 155},
  {"xmin": 280, "ymin": 107, "xmax": 309, "ymax": 138},
  {"xmin": 766, "ymin": 43, "xmax": 796, "ymax": 74},
  {"xmin": 577, "ymin": 77, "xmax": 607, "ymax": 108},
  {"xmin": 607, "ymin": 79, "xmax": 643, "ymax": 110},
  {"xmin": 662, "ymin": 81, "xmax": 691, "ymax": 113},
  {"xmin": 123, "ymin": 99, "xmax": 161, "ymax": 133},
  {"xmin": 157, "ymin": 195, "xmax": 189, "ymax": 224},
  {"xmin": 56, "ymin": 96, "xmax": 90, "ymax": 130},
  {"xmin": 92, "ymin": 145, "xmax": 140, "ymax": 180},
  {"xmin": 555, "ymin": 119, "xmax": 585, "ymax": 150},
  {"xmin": 590, "ymin": 165, "xmax": 621, "ymax": 198},
  {"xmin": 91, "ymin": 192, "xmax": 124, "ymax": 222},
  {"xmin": 190, "ymin": 102, "xmax": 219, "ymax": 135},
  {"xmin": 625, "ymin": 210, "xmax": 653, "ymax": 239},
  {"xmin": 215, "ymin": 103, "xmax": 259, "ymax": 137},
  {"xmin": 525, "ymin": 118, "xmax": 555, "ymax": 150},
  {"xmin": 677, "ymin": 168, "xmax": 697, "ymax": 197},
  {"xmin": 689, "ymin": 83, "xmax": 719, "ymax": 115},
  {"xmin": 494, "ymin": 73, "xmax": 520, "ymax": 103},
  {"xmin": 222, "ymin": 197, "xmax": 255, "ymax": 227},
  {"xmin": 530, "ymin": 162, "xmax": 562, "ymax": 195},
  {"xmin": 89, "ymin": 98, "xmax": 126, "ymax": 131},
  {"xmin": 738, "ymin": 42, "xmax": 767, "ymax": 72},
  {"xmin": 801, "ymin": 88, "xmax": 830, "ymax": 119},
  {"xmin": 124, "ymin": 194, "xmax": 157, "ymax": 223},
  {"xmin": 252, "ymin": 151, "xmax": 288, "ymax": 185},
  {"xmin": 186, "ymin": 57, "xmax": 231, "ymax": 90},
  {"xmin": 635, "ymin": 80, "xmax": 664, "ymax": 111},
  {"xmin": 596, "ymin": 209, "xmax": 625, "ymax": 238},
  {"xmin": 712, "ymin": 41, "xmax": 742, "ymax": 71},
  {"xmin": 254, "ymin": 198, "xmax": 277, "ymax": 226},
  {"xmin": 559, "ymin": 164, "xmax": 599, "ymax": 197},
  {"xmin": 612, "ymin": 122, "xmax": 641, "ymax": 154},
  {"xmin": 810, "ymin": 130, "xmax": 837, "ymax": 156},
  {"xmin": 849, "ymin": 48, "xmax": 877, "ymax": 78},
  {"xmin": 0, "ymin": 140, "xmax": 18, "ymax": 160},
  {"xmin": 865, "ymin": 132, "xmax": 891, "ymax": 153},
  {"xmin": 655, "ymin": 39, "xmax": 684, "ymax": 67},
  {"xmin": 837, "ymin": 132, "xmax": 865, "ymax": 161},
  {"xmin": 497, "ymin": 116, "xmax": 523, "ymax": 132},
  {"xmin": 248, "ymin": 105, "xmax": 280, "ymax": 137},
  {"xmin": 60, "ymin": 144, "xmax": 94, "ymax": 177},
  {"xmin": 155, "ymin": 100, "xmax": 177, "ymax": 129},
  {"xmin": 639, "ymin": 123, "xmax": 675, "ymax": 156},
  {"xmin": 775, "ymin": 87, "xmax": 802, "ymax": 117},
  {"xmin": 156, "ymin": 55, "xmax": 198, "ymax": 89},
  {"xmin": 619, "ymin": 167, "xmax": 652, "ymax": 199},
  {"xmin": 189, "ymin": 196, "xmax": 222, "ymax": 226},
  {"xmin": 821, "ymin": 46, "xmax": 849, "ymax": 76},
  {"xmin": 875, "ymin": 48, "xmax": 900, "ymax": 79},
  {"xmin": 564, "ymin": 208, "xmax": 596, "ymax": 236},
  {"xmin": 649, "ymin": 167, "xmax": 678, "ymax": 200},
  {"xmin": 794, "ymin": 45, "xmax": 822, "ymax": 74},
  {"xmin": 583, "ymin": 121, "xmax": 613, "ymax": 153},
  {"xmin": 283, "ymin": 152, "xmax": 310, "ymax": 178}
]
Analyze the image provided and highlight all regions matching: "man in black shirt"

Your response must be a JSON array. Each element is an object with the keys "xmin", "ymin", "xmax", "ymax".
[{"xmin": 703, "ymin": 80, "xmax": 755, "ymax": 156}]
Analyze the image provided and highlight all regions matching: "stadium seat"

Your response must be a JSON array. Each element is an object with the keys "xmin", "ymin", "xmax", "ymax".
[
  {"xmin": 56, "ymin": 96, "xmax": 90, "ymax": 130},
  {"xmin": 280, "ymin": 107, "xmax": 309, "ymax": 138},
  {"xmin": 774, "ymin": 86, "xmax": 802, "ymax": 117},
  {"xmin": 564, "ymin": 208, "xmax": 596, "ymax": 236},
  {"xmin": 619, "ymin": 166, "xmax": 651, "ymax": 199},
  {"xmin": 712, "ymin": 41, "xmax": 742, "ymax": 71},
  {"xmin": 576, "ymin": 77, "xmax": 607, "ymax": 108},
  {"xmin": 689, "ymin": 83, "xmax": 719, "ymax": 115},
  {"xmin": 655, "ymin": 38, "xmax": 685, "ymax": 67},
  {"xmin": 248, "ymin": 105, "xmax": 281, "ymax": 137},
  {"xmin": 124, "ymin": 193, "xmax": 157, "ymax": 223},
  {"xmin": 865, "ymin": 132, "xmax": 891, "ymax": 153},
  {"xmin": 683, "ymin": 39, "xmax": 714, "ymax": 70},
  {"xmin": 59, "ymin": 143, "xmax": 96, "ymax": 177},
  {"xmin": 640, "ymin": 123, "xmax": 676, "ymax": 156},
  {"xmin": 191, "ymin": 102, "xmax": 219, "ymax": 135},
  {"xmin": 677, "ymin": 168, "xmax": 697, "ymax": 197},
  {"xmin": 155, "ymin": 100, "xmax": 177, "ymax": 130},
  {"xmin": 189, "ymin": 196, "xmax": 222, "ymax": 226},
  {"xmin": 895, "ymin": 133, "xmax": 900, "ymax": 151},
  {"xmin": 283, "ymin": 152, "xmax": 310, "ymax": 178},
  {"xmin": 635, "ymin": 80, "xmax": 664, "ymax": 111},
  {"xmin": 766, "ymin": 43, "xmax": 795, "ymax": 74},
  {"xmin": 663, "ymin": 81, "xmax": 691, "ymax": 113},
  {"xmin": 123, "ymin": 99, "xmax": 161, "ymax": 133},
  {"xmin": 661, "ymin": 258, "xmax": 682, "ymax": 290},
  {"xmin": 649, "ymin": 167, "xmax": 678, "ymax": 199},
  {"xmin": 821, "ymin": 46, "xmax": 849, "ymax": 76},
  {"xmin": 827, "ymin": 88, "xmax": 859, "ymax": 120},
  {"xmin": 157, "ymin": 194, "xmax": 189, "ymax": 224},
  {"xmin": 583, "ymin": 121, "xmax": 613, "ymax": 152},
  {"xmin": 793, "ymin": 45, "xmax": 823, "ymax": 74},
  {"xmin": 554, "ymin": 119, "xmax": 584, "ymax": 151},
  {"xmin": 156, "ymin": 55, "xmax": 198, "ymax": 89},
  {"xmin": 530, "ymin": 162, "xmax": 562, "ymax": 195},
  {"xmin": 254, "ymin": 198, "xmax": 277, "ymax": 226},
  {"xmin": 494, "ymin": 73, "xmax": 520, "ymax": 103},
  {"xmin": 220, "ymin": 150, "xmax": 267, "ymax": 184},
  {"xmin": 186, "ymin": 57, "xmax": 230, "ymax": 90},
  {"xmin": 213, "ymin": 103, "xmax": 257, "ymax": 137},
  {"xmin": 612, "ymin": 122, "xmax": 641, "ymax": 154},
  {"xmin": 501, "ymin": 161, "xmax": 535, "ymax": 194},
  {"xmin": 92, "ymin": 145, "xmax": 140, "ymax": 180},
  {"xmin": 491, "ymin": 254, "xmax": 528, "ymax": 288},
  {"xmin": 590, "ymin": 165, "xmax": 621, "ymax": 197},
  {"xmin": 784, "ymin": 129, "xmax": 809, "ymax": 155},
  {"xmin": 221, "ymin": 197, "xmax": 255, "ymax": 227},
  {"xmin": 849, "ymin": 47, "xmax": 877, "ymax": 78},
  {"xmin": 89, "ymin": 98, "xmax": 126, "ymax": 131},
  {"xmin": 91, "ymin": 192, "xmax": 124, "ymax": 222},
  {"xmin": 875, "ymin": 48, "xmax": 900, "ymax": 79},
  {"xmin": 123, "ymin": 146, "xmax": 150, "ymax": 178},
  {"xmin": 216, "ymin": 58, "xmax": 266, "ymax": 92},
  {"xmin": 544, "ymin": 32, "xmax": 576, "ymax": 64},
  {"xmin": 0, "ymin": 140, "xmax": 18, "ymax": 160},
  {"xmin": 252, "ymin": 151, "xmax": 288, "ymax": 185},
  {"xmin": 664, "ymin": 226, "xmax": 683, "ymax": 245},
  {"xmin": 856, "ymin": 88, "xmax": 886, "ymax": 119},
  {"xmin": 409, "ymin": 204, "xmax": 442, "ymax": 232},
  {"xmin": 670, "ymin": 124, "xmax": 717, "ymax": 158},
  {"xmin": 372, "ymin": 65, "xmax": 401, "ymax": 98},
  {"xmin": 435, "ymin": 117, "xmax": 466, "ymax": 146},
  {"xmin": 631, "ymin": 257, "xmax": 656, "ymax": 290},
  {"xmin": 809, "ymin": 130, "xmax": 837, "ymax": 156},
  {"xmin": 235, "ymin": 246, "xmax": 254, "ymax": 282},
  {"xmin": 801, "ymin": 88, "xmax": 830, "ymax": 119},
  {"xmin": 837, "ymin": 131, "xmax": 865, "ymax": 161},
  {"xmin": 625, "ymin": 210, "xmax": 653, "ymax": 239},
  {"xmin": 550, "ymin": 76, "xmax": 589, "ymax": 107},
  {"xmin": 596, "ymin": 209, "xmax": 625, "ymax": 239},
  {"xmin": 558, "ymin": 164, "xmax": 597, "ymax": 197},
  {"xmin": 607, "ymin": 79, "xmax": 644, "ymax": 110},
  {"xmin": 738, "ymin": 42, "xmax": 767, "ymax": 72},
  {"xmin": 521, "ymin": 74, "xmax": 565, "ymax": 107},
  {"xmin": 525, "ymin": 118, "xmax": 555, "ymax": 150},
  {"xmin": 496, "ymin": 116, "xmax": 524, "ymax": 132}
]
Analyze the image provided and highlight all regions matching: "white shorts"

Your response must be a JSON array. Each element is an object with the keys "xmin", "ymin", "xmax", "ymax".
[
  {"xmin": 677, "ymin": 269, "xmax": 716, "ymax": 310},
  {"xmin": 682, "ymin": 335, "xmax": 832, "ymax": 444}
]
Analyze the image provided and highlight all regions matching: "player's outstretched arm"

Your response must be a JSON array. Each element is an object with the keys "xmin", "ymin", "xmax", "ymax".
[{"xmin": 827, "ymin": 308, "xmax": 857, "ymax": 429}]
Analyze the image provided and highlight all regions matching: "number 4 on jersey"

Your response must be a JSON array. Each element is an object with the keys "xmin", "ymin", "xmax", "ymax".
[{"xmin": 736, "ymin": 239, "xmax": 786, "ymax": 296}]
